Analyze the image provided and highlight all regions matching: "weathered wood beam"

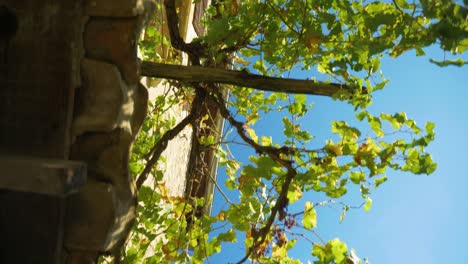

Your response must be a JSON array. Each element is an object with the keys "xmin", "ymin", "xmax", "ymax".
[
  {"xmin": 140, "ymin": 61, "xmax": 350, "ymax": 97},
  {"xmin": 0, "ymin": 156, "xmax": 87, "ymax": 196}
]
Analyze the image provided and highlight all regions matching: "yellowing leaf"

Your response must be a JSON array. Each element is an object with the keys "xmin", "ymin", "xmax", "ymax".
[
  {"xmin": 234, "ymin": 57, "xmax": 251, "ymax": 66},
  {"xmin": 287, "ymin": 184, "xmax": 303, "ymax": 203},
  {"xmin": 216, "ymin": 211, "xmax": 225, "ymax": 221},
  {"xmin": 364, "ymin": 197, "xmax": 372, "ymax": 212},
  {"xmin": 261, "ymin": 136, "xmax": 272, "ymax": 146},
  {"xmin": 305, "ymin": 33, "xmax": 320, "ymax": 53},
  {"xmin": 246, "ymin": 127, "xmax": 258, "ymax": 143},
  {"xmin": 272, "ymin": 244, "xmax": 287, "ymax": 259},
  {"xmin": 329, "ymin": 144, "xmax": 343, "ymax": 156},
  {"xmin": 302, "ymin": 201, "xmax": 317, "ymax": 229}
]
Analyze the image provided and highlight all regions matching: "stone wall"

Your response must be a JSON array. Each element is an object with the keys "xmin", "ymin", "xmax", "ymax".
[
  {"xmin": 64, "ymin": 1, "xmax": 155, "ymax": 263},
  {"xmin": 0, "ymin": 0, "xmax": 198, "ymax": 263}
]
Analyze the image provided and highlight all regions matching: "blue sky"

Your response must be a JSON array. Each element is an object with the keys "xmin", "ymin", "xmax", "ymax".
[{"xmin": 209, "ymin": 46, "xmax": 467, "ymax": 263}]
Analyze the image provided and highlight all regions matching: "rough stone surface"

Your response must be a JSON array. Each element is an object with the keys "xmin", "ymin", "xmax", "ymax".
[
  {"xmin": 67, "ymin": 128, "xmax": 139, "ymax": 252},
  {"xmin": 0, "ymin": 0, "xmax": 153, "ymax": 262},
  {"xmin": 72, "ymin": 58, "xmax": 149, "ymax": 142},
  {"xmin": 132, "ymin": 83, "xmax": 149, "ymax": 137},
  {"xmin": 65, "ymin": 181, "xmax": 116, "ymax": 250},
  {"xmin": 72, "ymin": 59, "xmax": 125, "ymax": 139},
  {"xmin": 70, "ymin": 130, "xmax": 123, "ymax": 184},
  {"xmin": 65, "ymin": 178, "xmax": 136, "ymax": 252},
  {"xmin": 84, "ymin": 17, "xmax": 140, "ymax": 85},
  {"xmin": 67, "ymin": 5, "xmax": 152, "ymax": 250},
  {"xmin": 84, "ymin": 0, "xmax": 154, "ymax": 17},
  {"xmin": 66, "ymin": 250, "xmax": 98, "ymax": 264}
]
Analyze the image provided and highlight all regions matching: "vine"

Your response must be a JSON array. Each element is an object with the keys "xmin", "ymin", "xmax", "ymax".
[{"xmin": 104, "ymin": 0, "xmax": 467, "ymax": 263}]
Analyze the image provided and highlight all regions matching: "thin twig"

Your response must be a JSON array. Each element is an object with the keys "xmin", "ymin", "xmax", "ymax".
[{"xmin": 205, "ymin": 87, "xmax": 300, "ymax": 264}]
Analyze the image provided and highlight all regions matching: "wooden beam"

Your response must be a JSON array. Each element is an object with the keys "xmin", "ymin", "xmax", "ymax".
[
  {"xmin": 140, "ymin": 61, "xmax": 350, "ymax": 97},
  {"xmin": 0, "ymin": 156, "xmax": 86, "ymax": 196}
]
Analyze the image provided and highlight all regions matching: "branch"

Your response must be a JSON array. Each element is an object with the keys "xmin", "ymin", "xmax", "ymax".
[
  {"xmin": 141, "ymin": 61, "xmax": 354, "ymax": 97},
  {"xmin": 206, "ymin": 88, "xmax": 297, "ymax": 263},
  {"xmin": 136, "ymin": 89, "xmax": 206, "ymax": 190},
  {"xmin": 135, "ymin": 113, "xmax": 194, "ymax": 190},
  {"xmin": 163, "ymin": 0, "xmax": 205, "ymax": 64},
  {"xmin": 192, "ymin": 0, "xmax": 207, "ymax": 36}
]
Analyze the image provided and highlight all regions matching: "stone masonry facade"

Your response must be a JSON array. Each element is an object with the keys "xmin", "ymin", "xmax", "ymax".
[
  {"xmin": 0, "ymin": 0, "xmax": 208, "ymax": 263},
  {"xmin": 64, "ymin": 1, "xmax": 155, "ymax": 263}
]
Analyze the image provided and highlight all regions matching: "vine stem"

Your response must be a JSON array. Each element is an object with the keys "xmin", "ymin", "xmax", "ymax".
[
  {"xmin": 206, "ymin": 86, "xmax": 299, "ymax": 264},
  {"xmin": 136, "ymin": 88, "xmax": 206, "ymax": 190}
]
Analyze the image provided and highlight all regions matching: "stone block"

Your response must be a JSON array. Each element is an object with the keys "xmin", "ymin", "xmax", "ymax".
[
  {"xmin": 65, "ymin": 180, "xmax": 136, "ymax": 252},
  {"xmin": 72, "ymin": 59, "xmax": 126, "ymax": 139},
  {"xmin": 131, "ymin": 83, "xmax": 149, "ymax": 139},
  {"xmin": 84, "ymin": 18, "xmax": 140, "ymax": 85},
  {"xmin": 84, "ymin": 0, "xmax": 154, "ymax": 17}
]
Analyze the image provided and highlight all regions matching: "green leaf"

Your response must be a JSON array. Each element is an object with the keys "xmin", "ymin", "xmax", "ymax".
[
  {"xmin": 331, "ymin": 121, "xmax": 361, "ymax": 139},
  {"xmin": 356, "ymin": 111, "xmax": 369, "ymax": 121},
  {"xmin": 430, "ymin": 58, "xmax": 467, "ymax": 67},
  {"xmin": 200, "ymin": 134, "xmax": 216, "ymax": 145},
  {"xmin": 317, "ymin": 64, "xmax": 327, "ymax": 73},
  {"xmin": 350, "ymin": 171, "xmax": 366, "ymax": 184},
  {"xmin": 218, "ymin": 229, "xmax": 237, "ymax": 242},
  {"xmin": 312, "ymin": 244, "xmax": 327, "ymax": 261},
  {"xmin": 294, "ymin": 94, "xmax": 307, "ymax": 105},
  {"xmin": 261, "ymin": 136, "xmax": 273, "ymax": 146},
  {"xmin": 416, "ymin": 47, "xmax": 426, "ymax": 56},
  {"xmin": 420, "ymin": 154, "xmax": 437, "ymax": 174},
  {"xmin": 225, "ymin": 178, "xmax": 237, "ymax": 190},
  {"xmin": 458, "ymin": 38, "xmax": 468, "ymax": 53},
  {"xmin": 328, "ymin": 239, "xmax": 348, "ymax": 263},
  {"xmin": 369, "ymin": 116, "xmax": 384, "ymax": 137},
  {"xmin": 426, "ymin": 121, "xmax": 436, "ymax": 137},
  {"xmin": 381, "ymin": 113, "xmax": 403, "ymax": 129},
  {"xmin": 312, "ymin": 238, "xmax": 349, "ymax": 263},
  {"xmin": 360, "ymin": 184, "xmax": 371, "ymax": 196},
  {"xmin": 302, "ymin": 201, "xmax": 317, "ymax": 229},
  {"xmin": 253, "ymin": 60, "xmax": 267, "ymax": 74},
  {"xmin": 395, "ymin": 0, "xmax": 410, "ymax": 9},
  {"xmin": 374, "ymin": 176, "xmax": 388, "ymax": 188},
  {"xmin": 287, "ymin": 184, "xmax": 303, "ymax": 203},
  {"xmin": 272, "ymin": 244, "xmax": 287, "ymax": 259}
]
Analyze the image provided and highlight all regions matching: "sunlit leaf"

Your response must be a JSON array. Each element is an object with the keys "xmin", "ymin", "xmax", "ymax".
[
  {"xmin": 302, "ymin": 201, "xmax": 317, "ymax": 229},
  {"xmin": 364, "ymin": 197, "xmax": 373, "ymax": 212}
]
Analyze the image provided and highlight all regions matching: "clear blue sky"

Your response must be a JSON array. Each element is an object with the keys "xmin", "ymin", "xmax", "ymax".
[{"xmin": 209, "ymin": 46, "xmax": 468, "ymax": 263}]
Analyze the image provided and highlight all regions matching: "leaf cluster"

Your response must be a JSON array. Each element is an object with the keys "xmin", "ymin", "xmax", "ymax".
[{"xmin": 110, "ymin": 0, "xmax": 467, "ymax": 263}]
